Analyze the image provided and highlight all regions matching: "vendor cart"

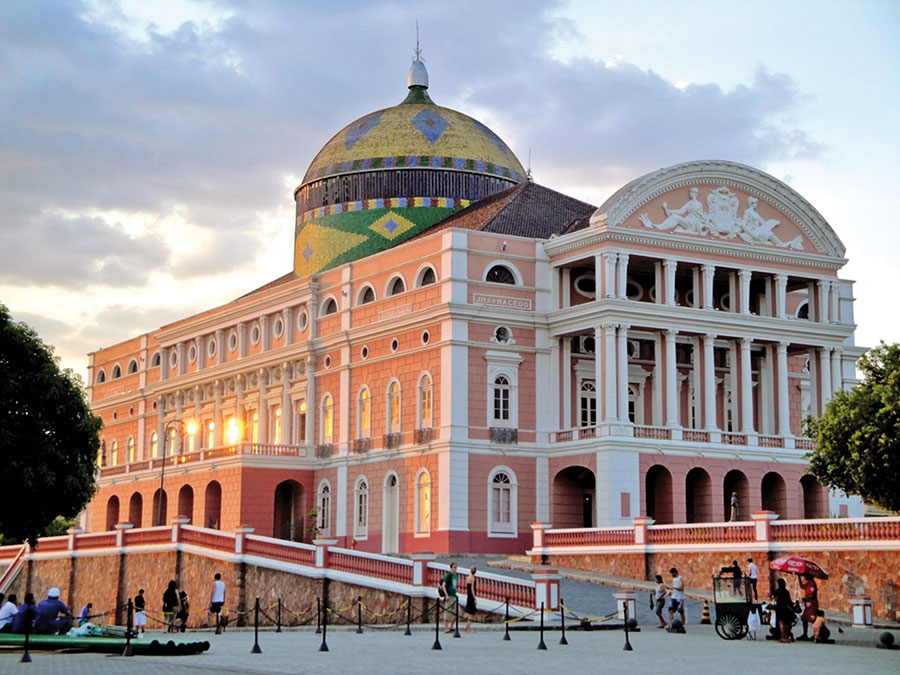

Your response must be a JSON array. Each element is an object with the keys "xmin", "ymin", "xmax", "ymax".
[{"xmin": 712, "ymin": 574, "xmax": 753, "ymax": 639}]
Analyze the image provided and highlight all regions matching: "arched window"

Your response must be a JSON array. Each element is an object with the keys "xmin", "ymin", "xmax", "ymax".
[
  {"xmin": 321, "ymin": 395, "xmax": 334, "ymax": 443},
  {"xmin": 110, "ymin": 440, "xmax": 118, "ymax": 466},
  {"xmin": 489, "ymin": 469, "xmax": 517, "ymax": 535},
  {"xmin": 95, "ymin": 369, "xmax": 107, "ymax": 384},
  {"xmin": 492, "ymin": 375, "xmax": 511, "ymax": 424},
  {"xmin": 166, "ymin": 427, "xmax": 176, "ymax": 456},
  {"xmin": 486, "ymin": 264, "xmax": 516, "ymax": 285},
  {"xmin": 111, "ymin": 364, "xmax": 122, "ymax": 379},
  {"xmin": 322, "ymin": 298, "xmax": 338, "ymax": 315},
  {"xmin": 387, "ymin": 381, "xmax": 401, "ymax": 433},
  {"xmin": 358, "ymin": 388, "xmax": 371, "ymax": 438},
  {"xmin": 579, "ymin": 381, "xmax": 596, "ymax": 427},
  {"xmin": 418, "ymin": 373, "xmax": 433, "ymax": 429},
  {"xmin": 127, "ymin": 359, "xmax": 138, "ymax": 375},
  {"xmin": 317, "ymin": 482, "xmax": 331, "ymax": 535},
  {"xmin": 358, "ymin": 286, "xmax": 376, "ymax": 305},
  {"xmin": 415, "ymin": 470, "xmax": 431, "ymax": 535},
  {"xmin": 149, "ymin": 431, "xmax": 158, "ymax": 459},
  {"xmin": 354, "ymin": 477, "xmax": 369, "ymax": 538},
  {"xmin": 127, "ymin": 436, "xmax": 135, "ymax": 463},
  {"xmin": 416, "ymin": 266, "xmax": 436, "ymax": 287},
  {"xmin": 797, "ymin": 301, "xmax": 809, "ymax": 320},
  {"xmin": 388, "ymin": 276, "xmax": 406, "ymax": 296},
  {"xmin": 628, "ymin": 385, "xmax": 637, "ymax": 424},
  {"xmin": 150, "ymin": 352, "xmax": 161, "ymax": 367}
]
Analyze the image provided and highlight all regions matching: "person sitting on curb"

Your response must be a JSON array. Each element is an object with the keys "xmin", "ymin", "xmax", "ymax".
[
  {"xmin": 813, "ymin": 609, "xmax": 832, "ymax": 644},
  {"xmin": 11, "ymin": 593, "xmax": 36, "ymax": 633},
  {"xmin": 33, "ymin": 588, "xmax": 72, "ymax": 635}
]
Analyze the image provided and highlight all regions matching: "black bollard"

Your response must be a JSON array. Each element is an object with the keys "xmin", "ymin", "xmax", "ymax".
[
  {"xmin": 503, "ymin": 597, "xmax": 511, "ymax": 641},
  {"xmin": 452, "ymin": 596, "xmax": 461, "ymax": 638},
  {"xmin": 623, "ymin": 601, "xmax": 633, "ymax": 651},
  {"xmin": 356, "ymin": 595, "xmax": 363, "ymax": 634},
  {"xmin": 403, "ymin": 596, "xmax": 412, "ymax": 636},
  {"xmin": 276, "ymin": 598, "xmax": 282, "ymax": 633},
  {"xmin": 559, "ymin": 597, "xmax": 568, "ymax": 646},
  {"xmin": 123, "ymin": 598, "xmax": 134, "ymax": 657},
  {"xmin": 431, "ymin": 598, "xmax": 442, "ymax": 650},
  {"xmin": 318, "ymin": 600, "xmax": 329, "ymax": 652},
  {"xmin": 21, "ymin": 605, "xmax": 33, "ymax": 663},
  {"xmin": 537, "ymin": 602, "xmax": 547, "ymax": 650},
  {"xmin": 251, "ymin": 597, "xmax": 262, "ymax": 654},
  {"xmin": 315, "ymin": 598, "xmax": 322, "ymax": 635}
]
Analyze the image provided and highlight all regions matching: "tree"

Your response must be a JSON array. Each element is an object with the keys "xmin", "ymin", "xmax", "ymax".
[
  {"xmin": 0, "ymin": 304, "xmax": 102, "ymax": 545},
  {"xmin": 806, "ymin": 342, "xmax": 900, "ymax": 512}
]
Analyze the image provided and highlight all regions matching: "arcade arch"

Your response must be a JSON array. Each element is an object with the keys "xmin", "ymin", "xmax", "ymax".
[
  {"xmin": 551, "ymin": 466, "xmax": 596, "ymax": 528},
  {"xmin": 645, "ymin": 465, "xmax": 673, "ymax": 524}
]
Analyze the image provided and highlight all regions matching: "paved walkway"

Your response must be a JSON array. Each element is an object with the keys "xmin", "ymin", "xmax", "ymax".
[{"xmin": 1, "ymin": 624, "xmax": 897, "ymax": 674}]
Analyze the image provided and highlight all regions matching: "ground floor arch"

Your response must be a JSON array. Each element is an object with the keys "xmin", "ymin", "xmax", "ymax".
[
  {"xmin": 723, "ymin": 470, "xmax": 749, "ymax": 521},
  {"xmin": 128, "ymin": 492, "xmax": 143, "ymax": 528},
  {"xmin": 105, "ymin": 495, "xmax": 119, "ymax": 531},
  {"xmin": 761, "ymin": 471, "xmax": 787, "ymax": 517},
  {"xmin": 204, "ymin": 481, "xmax": 222, "ymax": 529},
  {"xmin": 178, "ymin": 485, "xmax": 194, "ymax": 523},
  {"xmin": 552, "ymin": 466, "xmax": 596, "ymax": 528},
  {"xmin": 645, "ymin": 464, "xmax": 674, "ymax": 524},
  {"xmin": 273, "ymin": 480, "xmax": 305, "ymax": 541},
  {"xmin": 152, "ymin": 489, "xmax": 167, "ymax": 526},
  {"xmin": 800, "ymin": 474, "xmax": 829, "ymax": 519},
  {"xmin": 685, "ymin": 467, "xmax": 712, "ymax": 523}
]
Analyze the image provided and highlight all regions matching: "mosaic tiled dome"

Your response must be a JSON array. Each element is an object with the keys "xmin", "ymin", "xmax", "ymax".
[{"xmin": 293, "ymin": 58, "xmax": 525, "ymax": 277}]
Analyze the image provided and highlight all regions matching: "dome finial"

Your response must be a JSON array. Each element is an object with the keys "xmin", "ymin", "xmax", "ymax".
[{"xmin": 407, "ymin": 22, "xmax": 429, "ymax": 90}]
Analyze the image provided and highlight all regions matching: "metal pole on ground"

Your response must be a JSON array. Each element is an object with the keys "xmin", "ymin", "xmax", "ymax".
[
  {"xmin": 251, "ymin": 597, "xmax": 262, "ymax": 654},
  {"xmin": 404, "ymin": 596, "xmax": 412, "ymax": 636},
  {"xmin": 432, "ymin": 598, "xmax": 442, "ymax": 650},
  {"xmin": 623, "ymin": 601, "xmax": 633, "ymax": 651},
  {"xmin": 559, "ymin": 597, "xmax": 568, "ymax": 646},
  {"xmin": 318, "ymin": 599, "xmax": 329, "ymax": 652},
  {"xmin": 315, "ymin": 598, "xmax": 321, "ymax": 634},
  {"xmin": 21, "ymin": 606, "xmax": 33, "ymax": 663},
  {"xmin": 276, "ymin": 598, "xmax": 282, "ymax": 633},
  {"xmin": 356, "ymin": 595, "xmax": 363, "ymax": 634},
  {"xmin": 453, "ymin": 597, "xmax": 461, "ymax": 638},
  {"xmin": 537, "ymin": 602, "xmax": 547, "ymax": 650},
  {"xmin": 123, "ymin": 598, "xmax": 134, "ymax": 657},
  {"xmin": 503, "ymin": 597, "xmax": 511, "ymax": 641}
]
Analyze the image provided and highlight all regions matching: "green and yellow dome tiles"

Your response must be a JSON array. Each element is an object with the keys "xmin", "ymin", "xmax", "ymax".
[{"xmin": 293, "ymin": 56, "xmax": 525, "ymax": 278}]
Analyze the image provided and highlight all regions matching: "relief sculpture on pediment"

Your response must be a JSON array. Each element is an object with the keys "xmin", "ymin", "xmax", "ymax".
[{"xmin": 638, "ymin": 186, "xmax": 803, "ymax": 250}]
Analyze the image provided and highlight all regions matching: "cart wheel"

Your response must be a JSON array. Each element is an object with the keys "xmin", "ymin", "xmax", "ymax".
[{"xmin": 715, "ymin": 613, "xmax": 748, "ymax": 640}]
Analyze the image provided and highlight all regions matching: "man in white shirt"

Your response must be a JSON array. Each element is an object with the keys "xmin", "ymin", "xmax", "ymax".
[
  {"xmin": 747, "ymin": 558, "xmax": 759, "ymax": 600},
  {"xmin": 210, "ymin": 572, "xmax": 226, "ymax": 634},
  {"xmin": 668, "ymin": 567, "xmax": 686, "ymax": 628},
  {"xmin": 0, "ymin": 593, "xmax": 17, "ymax": 632}
]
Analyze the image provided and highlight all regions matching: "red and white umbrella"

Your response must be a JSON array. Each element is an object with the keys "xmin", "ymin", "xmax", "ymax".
[{"xmin": 769, "ymin": 555, "xmax": 828, "ymax": 579}]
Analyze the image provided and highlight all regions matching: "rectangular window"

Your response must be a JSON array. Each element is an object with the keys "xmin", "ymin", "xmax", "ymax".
[{"xmin": 493, "ymin": 388, "xmax": 509, "ymax": 422}]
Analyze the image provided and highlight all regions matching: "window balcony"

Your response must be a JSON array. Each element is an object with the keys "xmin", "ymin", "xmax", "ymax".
[
  {"xmin": 414, "ymin": 428, "xmax": 433, "ymax": 444},
  {"xmin": 383, "ymin": 432, "xmax": 402, "ymax": 450},
  {"xmin": 351, "ymin": 438, "xmax": 371, "ymax": 455},
  {"xmin": 490, "ymin": 427, "xmax": 518, "ymax": 444},
  {"xmin": 315, "ymin": 443, "xmax": 335, "ymax": 459}
]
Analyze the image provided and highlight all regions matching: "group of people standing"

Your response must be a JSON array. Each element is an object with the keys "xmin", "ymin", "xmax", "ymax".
[
  {"xmin": 769, "ymin": 574, "xmax": 827, "ymax": 643},
  {"xmin": 440, "ymin": 562, "xmax": 479, "ymax": 633}
]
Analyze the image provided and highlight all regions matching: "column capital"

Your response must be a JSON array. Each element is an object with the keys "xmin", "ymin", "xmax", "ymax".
[
  {"xmin": 774, "ymin": 273, "xmax": 787, "ymax": 284},
  {"xmin": 602, "ymin": 251, "xmax": 618, "ymax": 262},
  {"xmin": 664, "ymin": 329, "xmax": 678, "ymax": 339},
  {"xmin": 740, "ymin": 337, "xmax": 753, "ymax": 348},
  {"xmin": 617, "ymin": 252, "xmax": 630, "ymax": 263},
  {"xmin": 703, "ymin": 333, "xmax": 717, "ymax": 342},
  {"xmin": 738, "ymin": 268, "xmax": 752, "ymax": 280},
  {"xmin": 701, "ymin": 264, "xmax": 716, "ymax": 273},
  {"xmin": 776, "ymin": 341, "xmax": 789, "ymax": 352},
  {"xmin": 662, "ymin": 259, "xmax": 678, "ymax": 270},
  {"xmin": 214, "ymin": 379, "xmax": 223, "ymax": 394},
  {"xmin": 616, "ymin": 323, "xmax": 630, "ymax": 333}
]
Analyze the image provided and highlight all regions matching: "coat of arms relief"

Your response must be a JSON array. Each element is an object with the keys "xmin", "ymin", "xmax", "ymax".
[{"xmin": 638, "ymin": 186, "xmax": 803, "ymax": 250}]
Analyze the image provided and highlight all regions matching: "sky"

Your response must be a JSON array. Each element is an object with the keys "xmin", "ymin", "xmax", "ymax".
[{"xmin": 1, "ymin": 0, "xmax": 898, "ymax": 382}]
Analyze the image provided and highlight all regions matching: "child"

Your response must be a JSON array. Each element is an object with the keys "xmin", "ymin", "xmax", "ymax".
[{"xmin": 813, "ymin": 609, "xmax": 832, "ymax": 643}]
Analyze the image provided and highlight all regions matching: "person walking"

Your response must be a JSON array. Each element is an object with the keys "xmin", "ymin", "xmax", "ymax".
[
  {"xmin": 209, "ymin": 572, "xmax": 226, "ymax": 632},
  {"xmin": 653, "ymin": 574, "xmax": 668, "ymax": 628},
  {"xmin": 177, "ymin": 590, "xmax": 190, "ymax": 632},
  {"xmin": 773, "ymin": 578, "xmax": 795, "ymax": 643},
  {"xmin": 442, "ymin": 562, "xmax": 459, "ymax": 633},
  {"xmin": 667, "ymin": 567, "xmax": 685, "ymax": 628},
  {"xmin": 133, "ymin": 589, "xmax": 147, "ymax": 634},
  {"xmin": 746, "ymin": 558, "xmax": 759, "ymax": 601},
  {"xmin": 162, "ymin": 580, "xmax": 179, "ymax": 633},
  {"xmin": 463, "ymin": 566, "xmax": 477, "ymax": 632}
]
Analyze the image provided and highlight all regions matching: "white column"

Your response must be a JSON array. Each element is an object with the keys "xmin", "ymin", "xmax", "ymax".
[
  {"xmin": 563, "ymin": 337, "xmax": 573, "ymax": 428},
  {"xmin": 617, "ymin": 253, "xmax": 629, "ymax": 300},
  {"xmin": 305, "ymin": 358, "xmax": 316, "ymax": 444},
  {"xmin": 820, "ymin": 347, "xmax": 833, "ymax": 406},
  {"xmin": 663, "ymin": 260, "xmax": 677, "ymax": 306},
  {"xmin": 160, "ymin": 346, "xmax": 169, "ymax": 380},
  {"xmin": 215, "ymin": 329, "xmax": 225, "ymax": 365},
  {"xmin": 832, "ymin": 348, "xmax": 843, "ymax": 393},
  {"xmin": 738, "ymin": 269, "xmax": 752, "ymax": 315},
  {"xmin": 774, "ymin": 274, "xmax": 787, "ymax": 319},
  {"xmin": 603, "ymin": 324, "xmax": 617, "ymax": 422},
  {"xmin": 654, "ymin": 262, "xmax": 663, "ymax": 305},
  {"xmin": 617, "ymin": 325, "xmax": 629, "ymax": 422},
  {"xmin": 257, "ymin": 369, "xmax": 268, "ymax": 443},
  {"xmin": 807, "ymin": 348, "xmax": 819, "ymax": 421},
  {"xmin": 196, "ymin": 336, "xmax": 205, "ymax": 370},
  {"xmin": 238, "ymin": 322, "xmax": 248, "ymax": 358},
  {"xmin": 703, "ymin": 334, "xmax": 717, "ymax": 431},
  {"xmin": 281, "ymin": 363, "xmax": 292, "ymax": 444},
  {"xmin": 174, "ymin": 392, "xmax": 184, "ymax": 454},
  {"xmin": 701, "ymin": 264, "xmax": 715, "ymax": 310},
  {"xmin": 665, "ymin": 330, "xmax": 679, "ymax": 428},
  {"xmin": 235, "ymin": 375, "xmax": 244, "ymax": 432},
  {"xmin": 817, "ymin": 281, "xmax": 830, "ymax": 324},
  {"xmin": 213, "ymin": 380, "xmax": 223, "ymax": 447},
  {"xmin": 603, "ymin": 252, "xmax": 617, "ymax": 298},
  {"xmin": 177, "ymin": 342, "xmax": 186, "ymax": 375},
  {"xmin": 156, "ymin": 398, "xmax": 165, "ymax": 458},
  {"xmin": 740, "ymin": 338, "xmax": 754, "ymax": 433},
  {"xmin": 760, "ymin": 346, "xmax": 774, "ymax": 434},
  {"xmin": 830, "ymin": 281, "xmax": 840, "ymax": 323},
  {"xmin": 776, "ymin": 342, "xmax": 791, "ymax": 436},
  {"xmin": 690, "ymin": 336, "xmax": 701, "ymax": 429},
  {"xmin": 652, "ymin": 333, "xmax": 662, "ymax": 426}
]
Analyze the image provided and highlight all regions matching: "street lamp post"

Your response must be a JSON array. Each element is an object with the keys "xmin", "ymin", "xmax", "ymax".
[{"xmin": 157, "ymin": 420, "xmax": 197, "ymax": 526}]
